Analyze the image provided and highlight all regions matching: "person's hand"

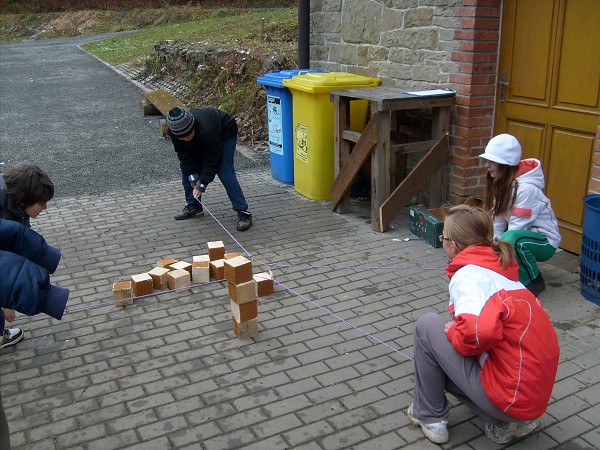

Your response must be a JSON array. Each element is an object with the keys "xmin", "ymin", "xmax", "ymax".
[
  {"xmin": 444, "ymin": 320, "xmax": 456, "ymax": 334},
  {"xmin": 3, "ymin": 308, "xmax": 16, "ymax": 323},
  {"xmin": 192, "ymin": 187, "xmax": 203, "ymax": 200}
]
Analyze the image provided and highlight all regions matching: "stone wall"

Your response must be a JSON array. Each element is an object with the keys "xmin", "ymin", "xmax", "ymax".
[{"xmin": 309, "ymin": 0, "xmax": 462, "ymax": 89}]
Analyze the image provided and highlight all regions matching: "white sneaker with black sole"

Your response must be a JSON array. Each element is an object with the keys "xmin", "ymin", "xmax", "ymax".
[{"xmin": 1, "ymin": 327, "xmax": 24, "ymax": 349}]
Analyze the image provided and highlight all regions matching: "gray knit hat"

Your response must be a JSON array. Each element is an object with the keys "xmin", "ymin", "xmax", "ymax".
[{"xmin": 167, "ymin": 107, "xmax": 195, "ymax": 137}]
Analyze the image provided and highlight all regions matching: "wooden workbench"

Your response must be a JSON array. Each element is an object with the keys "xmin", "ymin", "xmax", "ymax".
[{"xmin": 330, "ymin": 86, "xmax": 456, "ymax": 232}]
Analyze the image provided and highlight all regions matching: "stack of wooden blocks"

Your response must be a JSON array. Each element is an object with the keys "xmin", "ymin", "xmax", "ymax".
[{"xmin": 111, "ymin": 240, "xmax": 274, "ymax": 339}]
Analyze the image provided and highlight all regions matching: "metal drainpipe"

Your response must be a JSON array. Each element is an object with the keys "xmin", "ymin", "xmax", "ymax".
[{"xmin": 298, "ymin": 0, "xmax": 310, "ymax": 69}]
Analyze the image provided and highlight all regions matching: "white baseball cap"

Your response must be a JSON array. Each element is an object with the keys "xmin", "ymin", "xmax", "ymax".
[{"xmin": 479, "ymin": 134, "xmax": 522, "ymax": 166}]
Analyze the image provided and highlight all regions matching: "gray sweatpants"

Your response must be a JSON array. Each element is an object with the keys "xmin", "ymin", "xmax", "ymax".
[{"xmin": 412, "ymin": 312, "xmax": 515, "ymax": 425}]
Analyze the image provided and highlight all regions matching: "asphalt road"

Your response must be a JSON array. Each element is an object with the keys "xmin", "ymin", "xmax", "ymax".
[{"xmin": 0, "ymin": 33, "xmax": 265, "ymax": 199}]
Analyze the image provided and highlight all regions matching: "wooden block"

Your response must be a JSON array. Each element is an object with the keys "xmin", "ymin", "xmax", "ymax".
[
  {"xmin": 254, "ymin": 272, "xmax": 274, "ymax": 297},
  {"xmin": 157, "ymin": 257, "xmax": 178, "ymax": 268},
  {"xmin": 210, "ymin": 259, "xmax": 225, "ymax": 280},
  {"xmin": 159, "ymin": 118, "xmax": 169, "ymax": 138},
  {"xmin": 228, "ymin": 279, "xmax": 256, "ymax": 304},
  {"xmin": 192, "ymin": 262, "xmax": 210, "ymax": 283},
  {"xmin": 230, "ymin": 299, "xmax": 258, "ymax": 322},
  {"xmin": 148, "ymin": 267, "xmax": 170, "ymax": 290},
  {"xmin": 232, "ymin": 317, "xmax": 258, "ymax": 339},
  {"xmin": 167, "ymin": 269, "xmax": 191, "ymax": 290},
  {"xmin": 192, "ymin": 255, "xmax": 210, "ymax": 264},
  {"xmin": 207, "ymin": 241, "xmax": 225, "ymax": 261},
  {"xmin": 224, "ymin": 255, "xmax": 253, "ymax": 285},
  {"xmin": 112, "ymin": 280, "xmax": 133, "ymax": 307},
  {"xmin": 169, "ymin": 261, "xmax": 192, "ymax": 273},
  {"xmin": 225, "ymin": 252, "xmax": 242, "ymax": 259},
  {"xmin": 131, "ymin": 273, "xmax": 153, "ymax": 297}
]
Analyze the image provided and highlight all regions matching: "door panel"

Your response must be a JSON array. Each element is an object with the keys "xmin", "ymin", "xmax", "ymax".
[{"xmin": 495, "ymin": 0, "xmax": 600, "ymax": 254}]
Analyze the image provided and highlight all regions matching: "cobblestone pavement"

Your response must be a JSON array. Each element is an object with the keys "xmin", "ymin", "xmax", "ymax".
[{"xmin": 1, "ymin": 36, "xmax": 599, "ymax": 450}]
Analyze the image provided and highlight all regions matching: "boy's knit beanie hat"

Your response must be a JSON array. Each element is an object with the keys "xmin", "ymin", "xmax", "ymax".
[
  {"xmin": 479, "ymin": 134, "xmax": 522, "ymax": 166},
  {"xmin": 167, "ymin": 107, "xmax": 195, "ymax": 137}
]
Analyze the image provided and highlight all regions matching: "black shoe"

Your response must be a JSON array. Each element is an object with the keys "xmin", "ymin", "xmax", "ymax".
[
  {"xmin": 1, "ymin": 327, "xmax": 24, "ymax": 350},
  {"xmin": 174, "ymin": 204, "xmax": 203, "ymax": 220},
  {"xmin": 236, "ymin": 211, "xmax": 252, "ymax": 231},
  {"xmin": 526, "ymin": 273, "xmax": 545, "ymax": 297}
]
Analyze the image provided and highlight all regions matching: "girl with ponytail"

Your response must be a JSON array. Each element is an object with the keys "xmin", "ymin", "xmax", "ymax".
[{"xmin": 406, "ymin": 204, "xmax": 559, "ymax": 445}]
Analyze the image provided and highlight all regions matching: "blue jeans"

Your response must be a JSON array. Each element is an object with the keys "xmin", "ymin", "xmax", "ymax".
[{"xmin": 181, "ymin": 136, "xmax": 248, "ymax": 212}]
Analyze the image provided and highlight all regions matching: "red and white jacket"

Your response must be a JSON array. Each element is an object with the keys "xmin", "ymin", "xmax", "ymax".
[{"xmin": 446, "ymin": 245, "xmax": 560, "ymax": 420}]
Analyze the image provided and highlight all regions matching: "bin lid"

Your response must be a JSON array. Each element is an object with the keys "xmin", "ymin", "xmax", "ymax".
[
  {"xmin": 282, "ymin": 72, "xmax": 380, "ymax": 93},
  {"xmin": 257, "ymin": 69, "xmax": 324, "ymax": 88}
]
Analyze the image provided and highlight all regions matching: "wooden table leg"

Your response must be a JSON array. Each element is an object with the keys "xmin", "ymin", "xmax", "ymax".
[
  {"xmin": 334, "ymin": 96, "xmax": 351, "ymax": 213},
  {"xmin": 372, "ymin": 108, "xmax": 391, "ymax": 231},
  {"xmin": 428, "ymin": 106, "xmax": 451, "ymax": 207}
]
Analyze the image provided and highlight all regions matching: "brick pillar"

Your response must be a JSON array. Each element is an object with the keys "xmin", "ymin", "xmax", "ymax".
[
  {"xmin": 590, "ymin": 118, "xmax": 600, "ymax": 194},
  {"xmin": 448, "ymin": 0, "xmax": 502, "ymax": 204}
]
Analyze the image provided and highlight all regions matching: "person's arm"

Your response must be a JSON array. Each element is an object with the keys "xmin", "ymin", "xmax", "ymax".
[
  {"xmin": 446, "ymin": 275, "xmax": 504, "ymax": 355},
  {"xmin": 0, "ymin": 218, "xmax": 61, "ymax": 273},
  {"xmin": 507, "ymin": 183, "xmax": 538, "ymax": 231}
]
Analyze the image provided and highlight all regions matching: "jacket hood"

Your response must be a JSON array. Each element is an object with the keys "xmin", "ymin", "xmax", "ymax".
[
  {"xmin": 446, "ymin": 245, "xmax": 520, "ymax": 282},
  {"xmin": 516, "ymin": 158, "xmax": 545, "ymax": 190}
]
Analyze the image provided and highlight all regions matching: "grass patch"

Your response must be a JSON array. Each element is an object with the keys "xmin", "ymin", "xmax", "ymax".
[{"xmin": 80, "ymin": 8, "xmax": 297, "ymax": 66}]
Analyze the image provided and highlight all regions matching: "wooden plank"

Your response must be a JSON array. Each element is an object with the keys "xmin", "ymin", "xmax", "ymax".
[
  {"xmin": 333, "ymin": 95, "xmax": 351, "ymax": 213},
  {"xmin": 143, "ymin": 89, "xmax": 185, "ymax": 116},
  {"xmin": 371, "ymin": 110, "xmax": 391, "ymax": 231},
  {"xmin": 379, "ymin": 133, "xmax": 448, "ymax": 232},
  {"xmin": 391, "ymin": 140, "xmax": 437, "ymax": 155},
  {"xmin": 331, "ymin": 114, "xmax": 378, "ymax": 211}
]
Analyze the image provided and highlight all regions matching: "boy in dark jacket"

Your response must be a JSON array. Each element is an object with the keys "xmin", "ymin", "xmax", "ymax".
[
  {"xmin": 0, "ymin": 218, "xmax": 69, "ymax": 449},
  {"xmin": 166, "ymin": 106, "xmax": 253, "ymax": 231},
  {"xmin": 0, "ymin": 164, "xmax": 55, "ymax": 348}
]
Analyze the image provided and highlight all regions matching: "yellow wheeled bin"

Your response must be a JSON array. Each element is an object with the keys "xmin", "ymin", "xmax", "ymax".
[{"xmin": 282, "ymin": 72, "xmax": 380, "ymax": 200}]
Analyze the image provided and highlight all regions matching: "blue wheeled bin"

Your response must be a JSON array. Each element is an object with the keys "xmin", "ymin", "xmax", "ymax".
[
  {"xmin": 257, "ymin": 69, "xmax": 323, "ymax": 184},
  {"xmin": 581, "ymin": 194, "xmax": 600, "ymax": 305}
]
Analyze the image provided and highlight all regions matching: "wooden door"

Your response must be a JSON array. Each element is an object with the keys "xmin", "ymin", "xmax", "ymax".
[{"xmin": 495, "ymin": 0, "xmax": 600, "ymax": 254}]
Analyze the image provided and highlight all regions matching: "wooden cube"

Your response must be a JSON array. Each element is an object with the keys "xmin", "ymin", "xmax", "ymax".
[
  {"xmin": 224, "ymin": 255, "xmax": 253, "ymax": 285},
  {"xmin": 157, "ymin": 257, "xmax": 178, "ymax": 268},
  {"xmin": 225, "ymin": 252, "xmax": 242, "ymax": 259},
  {"xmin": 112, "ymin": 280, "xmax": 133, "ymax": 307},
  {"xmin": 230, "ymin": 299, "xmax": 258, "ymax": 322},
  {"xmin": 207, "ymin": 241, "xmax": 225, "ymax": 261},
  {"xmin": 169, "ymin": 260, "xmax": 192, "ymax": 273},
  {"xmin": 192, "ymin": 254, "xmax": 210, "ymax": 264},
  {"xmin": 210, "ymin": 259, "xmax": 225, "ymax": 280},
  {"xmin": 167, "ymin": 269, "xmax": 191, "ymax": 290},
  {"xmin": 228, "ymin": 279, "xmax": 256, "ymax": 304},
  {"xmin": 253, "ymin": 272, "xmax": 274, "ymax": 297},
  {"xmin": 148, "ymin": 267, "xmax": 170, "ymax": 290},
  {"xmin": 131, "ymin": 273, "xmax": 153, "ymax": 297},
  {"xmin": 232, "ymin": 317, "xmax": 258, "ymax": 339},
  {"xmin": 192, "ymin": 262, "xmax": 210, "ymax": 283}
]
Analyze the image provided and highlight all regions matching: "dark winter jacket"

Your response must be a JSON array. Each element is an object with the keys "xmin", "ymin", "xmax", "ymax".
[
  {"xmin": 169, "ymin": 108, "xmax": 238, "ymax": 188},
  {"xmin": 0, "ymin": 219, "xmax": 69, "ymax": 333}
]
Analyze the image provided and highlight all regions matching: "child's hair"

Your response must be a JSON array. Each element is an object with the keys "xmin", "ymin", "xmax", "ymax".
[
  {"xmin": 483, "ymin": 164, "xmax": 519, "ymax": 218},
  {"xmin": 444, "ymin": 204, "xmax": 515, "ymax": 268},
  {"xmin": 5, "ymin": 165, "xmax": 54, "ymax": 208}
]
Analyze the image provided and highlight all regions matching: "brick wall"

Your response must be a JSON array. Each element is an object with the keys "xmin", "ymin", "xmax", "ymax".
[{"xmin": 448, "ymin": 1, "xmax": 501, "ymax": 202}]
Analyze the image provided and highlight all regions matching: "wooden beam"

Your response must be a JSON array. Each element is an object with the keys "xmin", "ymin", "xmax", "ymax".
[
  {"xmin": 331, "ymin": 115, "xmax": 378, "ymax": 211},
  {"xmin": 391, "ymin": 140, "xmax": 437, "ymax": 155},
  {"xmin": 379, "ymin": 133, "xmax": 448, "ymax": 231}
]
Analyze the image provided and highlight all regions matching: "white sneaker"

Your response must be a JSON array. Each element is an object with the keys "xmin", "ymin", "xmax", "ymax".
[
  {"xmin": 485, "ymin": 420, "xmax": 540, "ymax": 444},
  {"xmin": 0, "ymin": 327, "xmax": 24, "ymax": 349},
  {"xmin": 406, "ymin": 403, "xmax": 449, "ymax": 444}
]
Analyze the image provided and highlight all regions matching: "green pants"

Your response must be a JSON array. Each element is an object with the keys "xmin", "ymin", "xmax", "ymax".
[{"xmin": 501, "ymin": 229, "xmax": 557, "ymax": 286}]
